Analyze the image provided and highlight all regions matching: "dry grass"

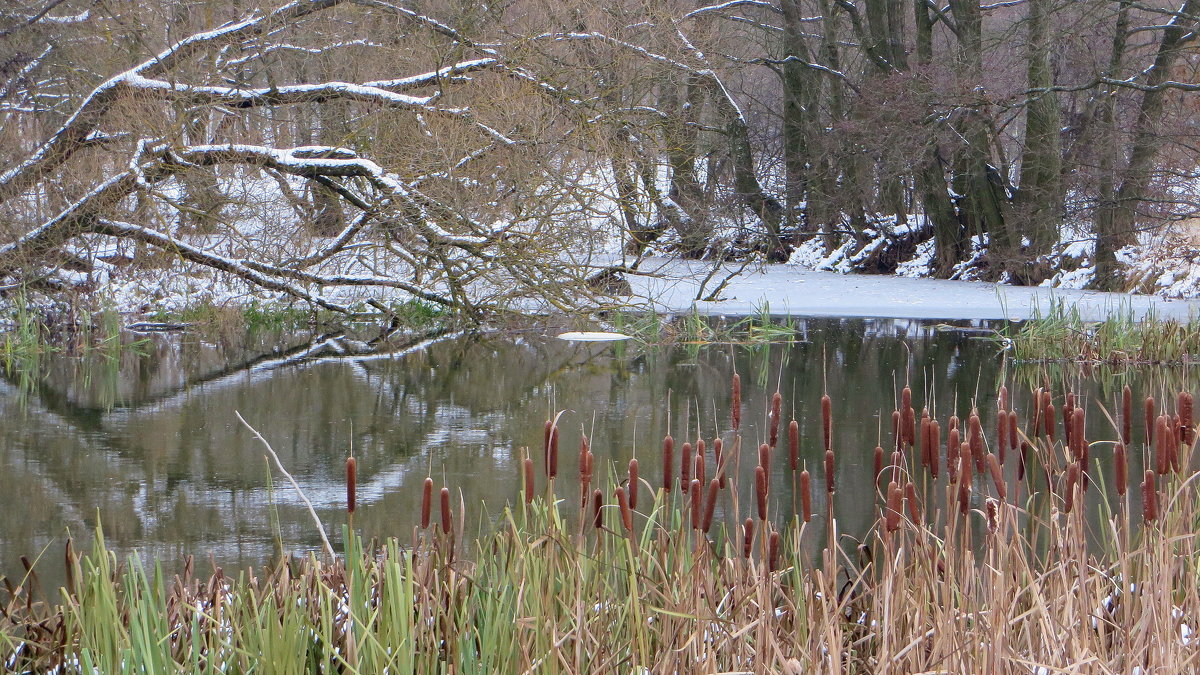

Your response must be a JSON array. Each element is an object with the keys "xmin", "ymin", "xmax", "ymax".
[{"xmin": 4, "ymin": 379, "xmax": 1200, "ymax": 673}]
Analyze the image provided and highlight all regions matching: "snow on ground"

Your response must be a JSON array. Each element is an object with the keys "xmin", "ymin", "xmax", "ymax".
[{"xmin": 628, "ymin": 257, "xmax": 1200, "ymax": 322}]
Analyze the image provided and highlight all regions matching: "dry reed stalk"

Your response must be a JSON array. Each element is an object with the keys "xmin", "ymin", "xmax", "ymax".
[
  {"xmin": 440, "ymin": 487, "xmax": 451, "ymax": 534},
  {"xmin": 549, "ymin": 426, "xmax": 559, "ymax": 479},
  {"xmin": 969, "ymin": 411, "xmax": 985, "ymax": 474},
  {"xmin": 1145, "ymin": 396, "xmax": 1156, "ymax": 448},
  {"xmin": 874, "ymin": 446, "xmax": 884, "ymax": 483},
  {"xmin": 715, "ymin": 438, "xmax": 726, "ymax": 489},
  {"xmin": 1122, "ymin": 385, "xmax": 1132, "ymax": 445},
  {"xmin": 788, "ymin": 420, "xmax": 799, "ymax": 471},
  {"xmin": 742, "ymin": 518, "xmax": 754, "ymax": 558},
  {"xmin": 681, "ymin": 441, "xmax": 693, "ymax": 488},
  {"xmin": 1142, "ymin": 470, "xmax": 1157, "ymax": 522},
  {"xmin": 615, "ymin": 486, "xmax": 633, "ymax": 532},
  {"xmin": 755, "ymin": 466, "xmax": 768, "ymax": 521},
  {"xmin": 421, "ymin": 477, "xmax": 433, "ymax": 529},
  {"xmin": 628, "ymin": 459, "xmax": 639, "ymax": 510},
  {"xmin": 1115, "ymin": 442, "xmax": 1127, "ymax": 496},
  {"xmin": 800, "ymin": 470, "xmax": 812, "ymax": 523},
  {"xmin": 523, "ymin": 458, "xmax": 535, "ymax": 504},
  {"xmin": 345, "ymin": 457, "xmax": 357, "ymax": 515},
  {"xmin": 770, "ymin": 392, "xmax": 782, "ymax": 448},
  {"xmin": 662, "ymin": 435, "xmax": 675, "ymax": 492},
  {"xmin": 592, "ymin": 489, "xmax": 604, "ymax": 529},
  {"xmin": 1064, "ymin": 463, "xmax": 1079, "ymax": 513},
  {"xmin": 732, "ymin": 373, "xmax": 742, "ymax": 431},
  {"xmin": 702, "ymin": 479, "xmax": 719, "ymax": 533},
  {"xmin": 768, "ymin": 531, "xmax": 781, "ymax": 572},
  {"xmin": 930, "ymin": 420, "xmax": 941, "ymax": 478},
  {"xmin": 824, "ymin": 449, "xmax": 835, "ymax": 494},
  {"xmin": 822, "ymin": 394, "xmax": 832, "ymax": 452},
  {"xmin": 986, "ymin": 453, "xmax": 1006, "ymax": 501},
  {"xmin": 904, "ymin": 481, "xmax": 921, "ymax": 526},
  {"xmin": 1182, "ymin": 391, "xmax": 1195, "ymax": 445},
  {"xmin": 885, "ymin": 481, "xmax": 902, "ymax": 532}
]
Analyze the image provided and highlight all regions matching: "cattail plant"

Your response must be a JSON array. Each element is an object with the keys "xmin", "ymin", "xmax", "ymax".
[
  {"xmin": 885, "ymin": 481, "xmax": 902, "ymax": 532},
  {"xmin": 997, "ymin": 409, "xmax": 1008, "ymax": 465},
  {"xmin": 969, "ymin": 411, "xmax": 984, "ymax": 474},
  {"xmin": 758, "ymin": 443, "xmax": 770, "ymax": 490},
  {"xmin": 929, "ymin": 420, "xmax": 941, "ymax": 478},
  {"xmin": 732, "ymin": 373, "xmax": 742, "ymax": 431},
  {"xmin": 901, "ymin": 386, "xmax": 915, "ymax": 448},
  {"xmin": 999, "ymin": 385, "xmax": 1009, "ymax": 412},
  {"xmin": 873, "ymin": 446, "xmax": 884, "ymax": 483},
  {"xmin": 543, "ymin": 419, "xmax": 552, "ymax": 466},
  {"xmin": 957, "ymin": 453, "xmax": 972, "ymax": 515},
  {"xmin": 986, "ymin": 453, "xmax": 1006, "ymax": 501},
  {"xmin": 768, "ymin": 531, "xmax": 781, "ymax": 572},
  {"xmin": 523, "ymin": 457, "xmax": 535, "ymax": 504},
  {"xmin": 1064, "ymin": 392, "xmax": 1075, "ymax": 448},
  {"xmin": 592, "ymin": 489, "xmax": 604, "ymax": 529},
  {"xmin": 548, "ymin": 425, "xmax": 559, "ymax": 479},
  {"xmin": 824, "ymin": 449, "xmax": 835, "ymax": 494},
  {"xmin": 702, "ymin": 479, "xmax": 719, "ymax": 533},
  {"xmin": 628, "ymin": 458, "xmax": 639, "ymax": 510},
  {"xmin": 742, "ymin": 518, "xmax": 754, "ymax": 559},
  {"xmin": 690, "ymin": 480, "xmax": 702, "ymax": 530},
  {"xmin": 1064, "ymin": 463, "xmax": 1080, "ymax": 513},
  {"xmin": 662, "ymin": 435, "xmax": 674, "ymax": 492},
  {"xmin": 345, "ymin": 456, "xmax": 357, "ymax": 517},
  {"xmin": 1008, "ymin": 410, "xmax": 1019, "ymax": 454},
  {"xmin": 948, "ymin": 427, "xmax": 961, "ymax": 481},
  {"xmin": 920, "ymin": 410, "xmax": 932, "ymax": 469},
  {"xmin": 1033, "ymin": 387, "xmax": 1044, "ymax": 438},
  {"xmin": 1145, "ymin": 396, "xmax": 1156, "ymax": 448},
  {"xmin": 1181, "ymin": 391, "xmax": 1194, "ymax": 445},
  {"xmin": 788, "ymin": 420, "xmax": 799, "ymax": 471},
  {"xmin": 681, "ymin": 441, "xmax": 693, "ymax": 488},
  {"xmin": 755, "ymin": 466, "xmax": 768, "ymax": 521},
  {"xmin": 1115, "ymin": 441, "xmax": 1128, "ymax": 496},
  {"xmin": 891, "ymin": 410, "xmax": 902, "ymax": 452},
  {"xmin": 1156, "ymin": 416, "xmax": 1169, "ymax": 474},
  {"xmin": 715, "ymin": 438, "xmax": 726, "ymax": 489},
  {"xmin": 694, "ymin": 450, "xmax": 705, "ymax": 488},
  {"xmin": 904, "ymin": 481, "xmax": 921, "ymax": 526},
  {"xmin": 421, "ymin": 477, "xmax": 433, "ymax": 529},
  {"xmin": 770, "ymin": 391, "xmax": 782, "ymax": 448},
  {"xmin": 1143, "ymin": 470, "xmax": 1158, "ymax": 522},
  {"xmin": 615, "ymin": 486, "xmax": 632, "ymax": 532},
  {"xmin": 1122, "ymin": 385, "xmax": 1132, "ymax": 445},
  {"xmin": 440, "ymin": 486, "xmax": 452, "ymax": 534},
  {"xmin": 821, "ymin": 394, "xmax": 832, "ymax": 453},
  {"xmin": 1045, "ymin": 401, "xmax": 1056, "ymax": 443},
  {"xmin": 800, "ymin": 469, "xmax": 812, "ymax": 523}
]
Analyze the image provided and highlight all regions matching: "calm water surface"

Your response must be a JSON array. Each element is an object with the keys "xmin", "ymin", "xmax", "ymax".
[{"xmin": 2, "ymin": 318, "xmax": 1195, "ymax": 588}]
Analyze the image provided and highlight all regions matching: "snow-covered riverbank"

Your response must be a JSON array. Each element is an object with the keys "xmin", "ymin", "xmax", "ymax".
[{"xmin": 629, "ymin": 258, "xmax": 1200, "ymax": 321}]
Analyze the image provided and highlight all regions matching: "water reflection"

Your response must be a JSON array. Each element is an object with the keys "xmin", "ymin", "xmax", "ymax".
[{"xmin": 2, "ymin": 319, "xmax": 1198, "ymax": 591}]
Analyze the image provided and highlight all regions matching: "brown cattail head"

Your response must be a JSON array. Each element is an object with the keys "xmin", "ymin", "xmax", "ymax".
[
  {"xmin": 1145, "ymin": 396, "xmax": 1156, "ymax": 447},
  {"xmin": 997, "ymin": 410, "xmax": 1008, "ymax": 466},
  {"xmin": 825, "ymin": 449, "xmax": 835, "ymax": 494},
  {"xmin": 615, "ymin": 486, "xmax": 633, "ymax": 532},
  {"xmin": 920, "ymin": 410, "xmax": 932, "ymax": 469},
  {"xmin": 770, "ymin": 391, "xmax": 782, "ymax": 448},
  {"xmin": 689, "ymin": 480, "xmax": 702, "ymax": 529},
  {"xmin": 1033, "ymin": 388, "xmax": 1044, "ymax": 437},
  {"xmin": 986, "ymin": 453, "xmax": 1006, "ymax": 501},
  {"xmin": 1018, "ymin": 440, "xmax": 1030, "ymax": 483},
  {"xmin": 788, "ymin": 420, "xmax": 799, "ymax": 471},
  {"xmin": 681, "ymin": 441, "xmax": 693, "ymax": 487},
  {"xmin": 732, "ymin": 373, "xmax": 742, "ymax": 431},
  {"xmin": 892, "ymin": 410, "xmax": 902, "ymax": 452},
  {"xmin": 1008, "ymin": 410, "xmax": 1019, "ymax": 453},
  {"xmin": 768, "ymin": 531, "xmax": 781, "ymax": 572},
  {"xmin": 743, "ymin": 518, "xmax": 755, "ymax": 558},
  {"xmin": 929, "ymin": 420, "xmax": 941, "ymax": 478},
  {"xmin": 440, "ymin": 486, "xmax": 452, "ymax": 533},
  {"xmin": 949, "ymin": 414, "xmax": 960, "ymax": 432},
  {"xmin": 873, "ymin": 446, "xmax": 884, "ymax": 483},
  {"xmin": 421, "ymin": 477, "xmax": 433, "ymax": 529},
  {"xmin": 755, "ymin": 465, "xmax": 769, "ymax": 521},
  {"xmin": 694, "ymin": 451, "xmax": 706, "ymax": 488},
  {"xmin": 579, "ymin": 434, "xmax": 590, "ymax": 480},
  {"xmin": 1045, "ymin": 403, "xmax": 1056, "ymax": 443},
  {"xmin": 904, "ymin": 482, "xmax": 921, "ymax": 527},
  {"xmin": 345, "ymin": 456, "xmax": 357, "ymax": 515},
  {"xmin": 1115, "ymin": 442, "xmax": 1128, "ymax": 496},
  {"xmin": 543, "ymin": 419, "xmax": 553, "ymax": 466},
  {"xmin": 1156, "ymin": 416, "xmax": 1169, "ymax": 474},
  {"xmin": 1122, "ymin": 385, "xmax": 1132, "ymax": 445},
  {"xmin": 821, "ymin": 394, "xmax": 832, "ymax": 452},
  {"xmin": 1071, "ymin": 407, "xmax": 1085, "ymax": 461},
  {"xmin": 662, "ymin": 435, "xmax": 675, "ymax": 492},
  {"xmin": 999, "ymin": 385, "xmax": 1009, "ymax": 413},
  {"xmin": 1143, "ymin": 470, "xmax": 1158, "ymax": 522},
  {"xmin": 523, "ymin": 457, "xmax": 535, "ymax": 504},
  {"xmin": 904, "ymin": 405, "xmax": 916, "ymax": 450},
  {"xmin": 957, "ymin": 455, "xmax": 972, "ymax": 514},
  {"xmin": 885, "ymin": 481, "xmax": 902, "ymax": 532},
  {"xmin": 1182, "ymin": 391, "xmax": 1195, "ymax": 445},
  {"xmin": 890, "ymin": 450, "xmax": 902, "ymax": 484},
  {"xmin": 548, "ymin": 426, "xmax": 559, "ymax": 479},
  {"xmin": 1171, "ymin": 414, "xmax": 1182, "ymax": 473},
  {"xmin": 1064, "ymin": 392, "xmax": 1075, "ymax": 448},
  {"xmin": 592, "ymin": 488, "xmax": 604, "ymax": 529},
  {"xmin": 947, "ymin": 427, "xmax": 961, "ymax": 480},
  {"xmin": 800, "ymin": 469, "xmax": 812, "ymax": 523},
  {"xmin": 758, "ymin": 442, "xmax": 770, "ymax": 473},
  {"xmin": 986, "ymin": 499, "xmax": 999, "ymax": 534},
  {"xmin": 628, "ymin": 458, "xmax": 639, "ymax": 510},
  {"xmin": 1064, "ymin": 463, "xmax": 1080, "ymax": 513},
  {"xmin": 969, "ymin": 411, "xmax": 984, "ymax": 474},
  {"xmin": 702, "ymin": 478, "xmax": 720, "ymax": 533}
]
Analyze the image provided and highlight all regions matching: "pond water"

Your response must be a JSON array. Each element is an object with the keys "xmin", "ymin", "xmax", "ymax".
[{"xmin": 1, "ymin": 318, "xmax": 1196, "ymax": 589}]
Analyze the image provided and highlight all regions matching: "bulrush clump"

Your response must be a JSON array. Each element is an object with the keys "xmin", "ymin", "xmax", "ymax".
[
  {"xmin": 885, "ymin": 481, "xmax": 902, "ymax": 532},
  {"xmin": 821, "ymin": 394, "xmax": 832, "ymax": 452},
  {"xmin": 758, "ymin": 443, "xmax": 770, "ymax": 490},
  {"xmin": 662, "ymin": 435, "xmax": 675, "ymax": 492},
  {"xmin": 904, "ymin": 481, "xmax": 921, "ymax": 526},
  {"xmin": 681, "ymin": 441, "xmax": 693, "ymax": 488},
  {"xmin": 702, "ymin": 479, "xmax": 719, "ymax": 533},
  {"xmin": 421, "ymin": 477, "xmax": 433, "ymax": 529},
  {"xmin": 768, "ymin": 531, "xmax": 781, "ymax": 572},
  {"xmin": 987, "ymin": 453, "xmax": 1006, "ymax": 501},
  {"xmin": 969, "ymin": 410, "xmax": 984, "ymax": 474},
  {"xmin": 873, "ymin": 446, "xmax": 884, "ymax": 483},
  {"xmin": 902, "ymin": 386, "xmax": 915, "ymax": 448},
  {"xmin": 690, "ymin": 480, "xmax": 702, "ymax": 530},
  {"xmin": 524, "ymin": 458, "xmax": 535, "ymax": 504},
  {"xmin": 1064, "ymin": 463, "xmax": 1080, "ymax": 513},
  {"xmin": 755, "ymin": 466, "xmax": 768, "ymax": 521},
  {"xmin": 1143, "ymin": 470, "xmax": 1158, "ymax": 522},
  {"xmin": 799, "ymin": 469, "xmax": 812, "ymax": 523},
  {"xmin": 1145, "ymin": 396, "xmax": 1156, "ymax": 447},
  {"xmin": 592, "ymin": 489, "xmax": 604, "ymax": 529},
  {"xmin": 732, "ymin": 374, "xmax": 742, "ymax": 431},
  {"xmin": 628, "ymin": 459, "xmax": 639, "ymax": 509},
  {"xmin": 788, "ymin": 420, "xmax": 799, "ymax": 471},
  {"xmin": 346, "ymin": 456, "xmax": 357, "ymax": 516},
  {"xmin": 615, "ymin": 486, "xmax": 633, "ymax": 532},
  {"xmin": 1182, "ymin": 391, "xmax": 1195, "ymax": 445},
  {"xmin": 770, "ymin": 391, "xmax": 782, "ymax": 448}
]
